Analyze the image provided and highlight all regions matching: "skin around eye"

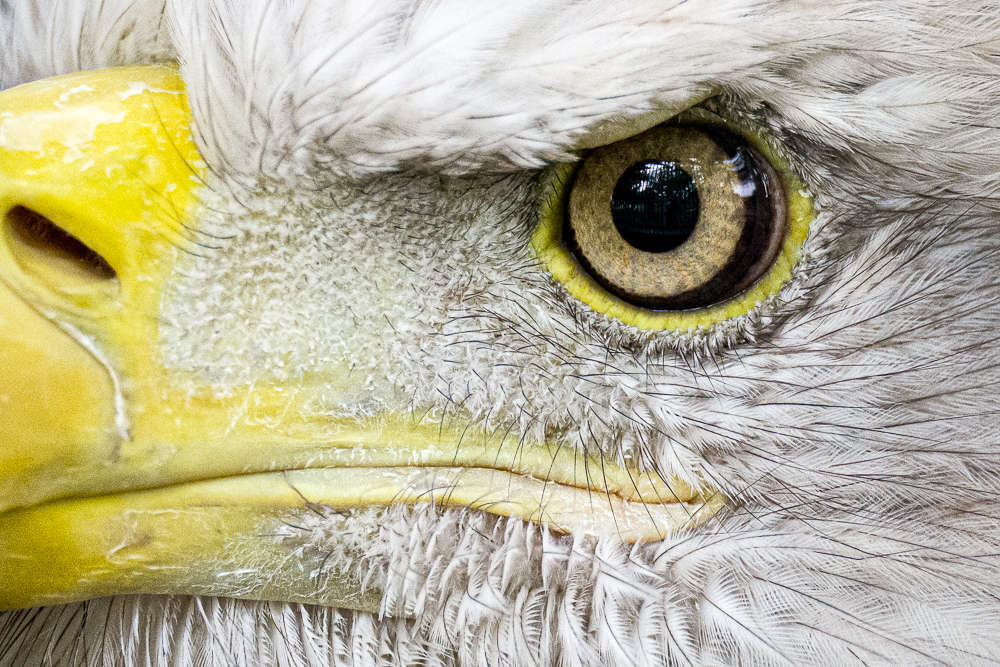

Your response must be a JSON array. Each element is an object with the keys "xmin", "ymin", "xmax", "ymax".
[{"xmin": 532, "ymin": 108, "xmax": 815, "ymax": 332}]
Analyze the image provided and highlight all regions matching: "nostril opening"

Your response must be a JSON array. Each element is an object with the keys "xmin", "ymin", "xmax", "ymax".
[{"xmin": 4, "ymin": 206, "xmax": 118, "ymax": 286}]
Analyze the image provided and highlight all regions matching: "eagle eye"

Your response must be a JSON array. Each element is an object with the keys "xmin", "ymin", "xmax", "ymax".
[{"xmin": 532, "ymin": 108, "xmax": 815, "ymax": 332}]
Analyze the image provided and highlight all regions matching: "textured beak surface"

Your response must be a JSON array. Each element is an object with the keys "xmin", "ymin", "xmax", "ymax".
[{"xmin": 0, "ymin": 67, "xmax": 721, "ymax": 611}]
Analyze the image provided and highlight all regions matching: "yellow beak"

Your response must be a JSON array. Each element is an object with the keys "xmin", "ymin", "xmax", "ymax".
[{"xmin": 0, "ymin": 66, "xmax": 721, "ymax": 610}]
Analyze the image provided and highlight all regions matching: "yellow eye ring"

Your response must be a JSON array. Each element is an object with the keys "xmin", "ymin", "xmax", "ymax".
[{"xmin": 531, "ymin": 108, "xmax": 815, "ymax": 332}]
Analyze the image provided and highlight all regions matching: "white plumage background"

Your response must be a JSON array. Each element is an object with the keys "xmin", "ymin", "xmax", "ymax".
[{"xmin": 1, "ymin": 1, "xmax": 999, "ymax": 665}]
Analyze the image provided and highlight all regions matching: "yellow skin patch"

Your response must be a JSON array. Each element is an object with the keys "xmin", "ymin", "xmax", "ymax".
[
  {"xmin": 532, "ymin": 108, "xmax": 815, "ymax": 331},
  {"xmin": 0, "ymin": 67, "xmax": 723, "ymax": 610},
  {"xmin": 1, "ymin": 469, "xmax": 724, "ymax": 609}
]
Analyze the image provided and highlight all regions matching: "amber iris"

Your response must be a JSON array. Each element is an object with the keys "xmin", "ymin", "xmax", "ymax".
[{"xmin": 565, "ymin": 123, "xmax": 786, "ymax": 310}]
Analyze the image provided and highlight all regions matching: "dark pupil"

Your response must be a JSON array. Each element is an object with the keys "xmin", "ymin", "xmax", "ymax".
[{"xmin": 610, "ymin": 160, "xmax": 700, "ymax": 253}]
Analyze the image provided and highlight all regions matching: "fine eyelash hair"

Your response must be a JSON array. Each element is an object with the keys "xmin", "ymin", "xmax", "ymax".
[{"xmin": 1, "ymin": 1, "xmax": 999, "ymax": 665}]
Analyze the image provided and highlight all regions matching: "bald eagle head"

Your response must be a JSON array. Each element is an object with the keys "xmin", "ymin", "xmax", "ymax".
[{"xmin": 1, "ymin": 1, "xmax": 998, "ymax": 664}]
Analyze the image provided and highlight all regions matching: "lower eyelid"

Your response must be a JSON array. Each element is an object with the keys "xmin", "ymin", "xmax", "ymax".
[{"xmin": 530, "ymin": 107, "xmax": 815, "ymax": 334}]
